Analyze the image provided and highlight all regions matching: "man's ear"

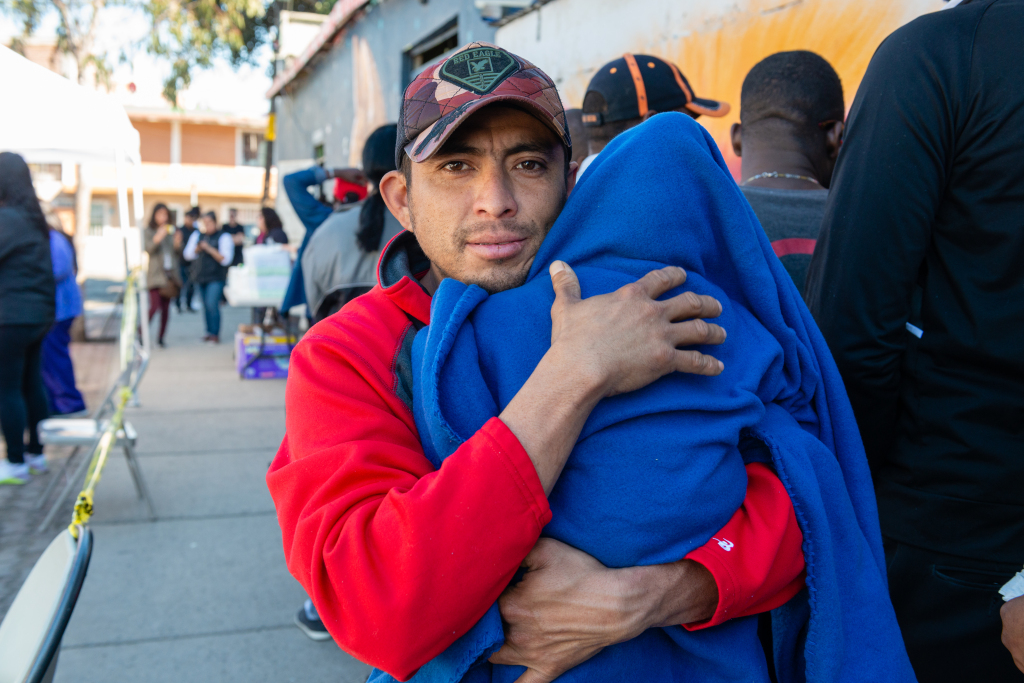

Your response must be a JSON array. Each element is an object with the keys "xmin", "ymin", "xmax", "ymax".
[
  {"xmin": 825, "ymin": 121, "xmax": 845, "ymax": 160},
  {"xmin": 730, "ymin": 123, "xmax": 743, "ymax": 158},
  {"xmin": 565, "ymin": 160, "xmax": 580, "ymax": 197},
  {"xmin": 379, "ymin": 169, "xmax": 413, "ymax": 233}
]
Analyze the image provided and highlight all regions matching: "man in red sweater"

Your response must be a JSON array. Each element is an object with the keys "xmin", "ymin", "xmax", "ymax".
[{"xmin": 268, "ymin": 43, "xmax": 805, "ymax": 682}]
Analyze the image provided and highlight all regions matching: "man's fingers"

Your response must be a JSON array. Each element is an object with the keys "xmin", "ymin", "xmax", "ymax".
[
  {"xmin": 670, "ymin": 318, "xmax": 727, "ymax": 348},
  {"xmin": 663, "ymin": 290, "xmax": 722, "ymax": 322},
  {"xmin": 515, "ymin": 669, "xmax": 554, "ymax": 683},
  {"xmin": 487, "ymin": 645, "xmax": 518, "ymax": 667},
  {"xmin": 549, "ymin": 261, "xmax": 582, "ymax": 304},
  {"xmin": 674, "ymin": 349, "xmax": 724, "ymax": 376},
  {"xmin": 633, "ymin": 266, "xmax": 687, "ymax": 300}
]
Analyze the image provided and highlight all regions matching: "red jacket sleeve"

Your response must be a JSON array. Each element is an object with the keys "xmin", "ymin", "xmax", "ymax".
[
  {"xmin": 267, "ymin": 331, "xmax": 551, "ymax": 680},
  {"xmin": 683, "ymin": 462, "xmax": 806, "ymax": 629}
]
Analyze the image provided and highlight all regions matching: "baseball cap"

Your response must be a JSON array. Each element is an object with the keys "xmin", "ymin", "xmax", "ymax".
[
  {"xmin": 396, "ymin": 42, "xmax": 571, "ymax": 168},
  {"xmin": 582, "ymin": 54, "xmax": 730, "ymax": 126}
]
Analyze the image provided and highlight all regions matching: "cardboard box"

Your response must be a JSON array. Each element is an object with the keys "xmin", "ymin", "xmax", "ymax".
[{"xmin": 235, "ymin": 332, "xmax": 291, "ymax": 379}]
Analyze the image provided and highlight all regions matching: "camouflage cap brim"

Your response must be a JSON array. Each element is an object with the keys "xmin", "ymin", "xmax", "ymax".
[
  {"xmin": 405, "ymin": 94, "xmax": 571, "ymax": 165},
  {"xmin": 396, "ymin": 42, "xmax": 570, "ymax": 168}
]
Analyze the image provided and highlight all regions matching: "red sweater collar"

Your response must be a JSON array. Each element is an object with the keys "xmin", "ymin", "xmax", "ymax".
[{"xmin": 377, "ymin": 231, "xmax": 432, "ymax": 325}]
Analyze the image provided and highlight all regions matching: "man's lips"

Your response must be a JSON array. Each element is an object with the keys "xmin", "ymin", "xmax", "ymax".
[{"xmin": 464, "ymin": 236, "xmax": 528, "ymax": 261}]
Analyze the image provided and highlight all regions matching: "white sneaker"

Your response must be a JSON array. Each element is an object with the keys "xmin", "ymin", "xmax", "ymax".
[
  {"xmin": 0, "ymin": 460, "xmax": 30, "ymax": 485},
  {"xmin": 25, "ymin": 452, "xmax": 48, "ymax": 474}
]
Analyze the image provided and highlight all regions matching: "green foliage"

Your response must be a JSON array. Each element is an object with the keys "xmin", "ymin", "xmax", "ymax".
[
  {"xmin": 1, "ymin": 0, "xmax": 113, "ymax": 85},
  {"xmin": 2, "ymin": 0, "xmax": 339, "ymax": 102},
  {"xmin": 143, "ymin": 0, "xmax": 266, "ymax": 104},
  {"xmin": 0, "ymin": 0, "xmax": 45, "ymax": 37}
]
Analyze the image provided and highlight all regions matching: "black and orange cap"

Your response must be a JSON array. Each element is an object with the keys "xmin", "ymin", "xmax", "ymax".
[{"xmin": 581, "ymin": 54, "xmax": 730, "ymax": 126}]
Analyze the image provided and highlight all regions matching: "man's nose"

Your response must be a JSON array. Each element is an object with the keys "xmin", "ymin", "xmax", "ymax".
[{"xmin": 473, "ymin": 162, "xmax": 518, "ymax": 220}]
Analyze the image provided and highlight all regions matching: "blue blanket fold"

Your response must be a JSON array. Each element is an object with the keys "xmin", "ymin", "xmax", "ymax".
[{"xmin": 369, "ymin": 113, "xmax": 915, "ymax": 683}]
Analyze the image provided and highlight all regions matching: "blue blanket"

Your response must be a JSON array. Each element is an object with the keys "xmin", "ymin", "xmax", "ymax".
[{"xmin": 370, "ymin": 114, "xmax": 915, "ymax": 683}]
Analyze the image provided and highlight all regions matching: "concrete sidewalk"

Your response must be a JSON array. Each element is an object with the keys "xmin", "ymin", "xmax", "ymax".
[{"xmin": 54, "ymin": 304, "xmax": 370, "ymax": 682}]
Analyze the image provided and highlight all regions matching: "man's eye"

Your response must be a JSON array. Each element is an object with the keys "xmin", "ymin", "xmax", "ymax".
[
  {"xmin": 444, "ymin": 161, "xmax": 468, "ymax": 172},
  {"xmin": 517, "ymin": 160, "xmax": 544, "ymax": 171}
]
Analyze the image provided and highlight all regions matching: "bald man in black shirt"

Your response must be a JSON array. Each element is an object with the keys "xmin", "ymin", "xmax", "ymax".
[{"xmin": 806, "ymin": 1, "xmax": 1024, "ymax": 679}]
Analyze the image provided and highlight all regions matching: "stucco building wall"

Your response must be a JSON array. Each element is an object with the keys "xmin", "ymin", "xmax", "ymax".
[
  {"xmin": 273, "ymin": 0, "xmax": 496, "ymax": 239},
  {"xmin": 495, "ymin": 0, "xmax": 945, "ymax": 180}
]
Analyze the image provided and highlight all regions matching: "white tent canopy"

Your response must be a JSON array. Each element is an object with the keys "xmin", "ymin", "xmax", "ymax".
[
  {"xmin": 0, "ymin": 44, "xmax": 149, "ymax": 350},
  {"xmin": 0, "ymin": 45, "xmax": 141, "ymax": 166}
]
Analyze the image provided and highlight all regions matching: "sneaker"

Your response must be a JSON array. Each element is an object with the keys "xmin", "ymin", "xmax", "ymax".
[
  {"xmin": 0, "ymin": 460, "xmax": 30, "ymax": 485},
  {"xmin": 294, "ymin": 602, "xmax": 331, "ymax": 641},
  {"xmin": 25, "ymin": 453, "xmax": 48, "ymax": 474}
]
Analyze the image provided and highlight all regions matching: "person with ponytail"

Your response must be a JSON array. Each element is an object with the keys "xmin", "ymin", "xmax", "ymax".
[
  {"xmin": 300, "ymin": 124, "xmax": 404, "ymax": 324},
  {"xmin": 0, "ymin": 152, "xmax": 56, "ymax": 484}
]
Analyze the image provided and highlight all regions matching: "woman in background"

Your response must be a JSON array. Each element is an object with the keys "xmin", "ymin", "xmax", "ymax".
[
  {"xmin": 255, "ymin": 207, "xmax": 288, "ymax": 245},
  {"xmin": 300, "ymin": 124, "xmax": 402, "ymax": 323},
  {"xmin": 0, "ymin": 152, "xmax": 55, "ymax": 484},
  {"xmin": 40, "ymin": 226, "xmax": 86, "ymax": 416},
  {"xmin": 144, "ymin": 203, "xmax": 181, "ymax": 348}
]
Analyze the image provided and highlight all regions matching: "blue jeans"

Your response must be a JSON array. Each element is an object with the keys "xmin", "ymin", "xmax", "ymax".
[
  {"xmin": 199, "ymin": 280, "xmax": 226, "ymax": 338},
  {"xmin": 178, "ymin": 261, "xmax": 195, "ymax": 310}
]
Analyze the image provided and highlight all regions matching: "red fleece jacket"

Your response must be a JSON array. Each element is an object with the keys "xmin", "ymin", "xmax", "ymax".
[{"xmin": 267, "ymin": 237, "xmax": 805, "ymax": 680}]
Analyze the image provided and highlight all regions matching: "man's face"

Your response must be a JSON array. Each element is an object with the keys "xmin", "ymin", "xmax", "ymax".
[
  {"xmin": 382, "ymin": 106, "xmax": 575, "ymax": 294},
  {"xmin": 229, "ymin": 209, "xmax": 238, "ymax": 224}
]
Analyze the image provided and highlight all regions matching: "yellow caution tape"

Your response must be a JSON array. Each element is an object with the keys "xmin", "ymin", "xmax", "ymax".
[
  {"xmin": 69, "ymin": 269, "xmax": 142, "ymax": 539},
  {"xmin": 69, "ymin": 387, "xmax": 131, "ymax": 538}
]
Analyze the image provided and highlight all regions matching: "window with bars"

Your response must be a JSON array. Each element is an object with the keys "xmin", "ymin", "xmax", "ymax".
[
  {"xmin": 404, "ymin": 18, "xmax": 459, "ymax": 88},
  {"xmin": 242, "ymin": 132, "xmax": 266, "ymax": 167},
  {"xmin": 89, "ymin": 202, "xmax": 108, "ymax": 236}
]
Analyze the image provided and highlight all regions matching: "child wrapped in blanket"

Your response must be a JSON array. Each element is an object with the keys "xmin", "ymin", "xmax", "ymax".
[{"xmin": 373, "ymin": 114, "xmax": 914, "ymax": 683}]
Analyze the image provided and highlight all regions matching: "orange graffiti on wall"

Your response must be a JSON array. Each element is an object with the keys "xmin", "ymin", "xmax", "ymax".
[{"xmin": 562, "ymin": 0, "xmax": 943, "ymax": 181}]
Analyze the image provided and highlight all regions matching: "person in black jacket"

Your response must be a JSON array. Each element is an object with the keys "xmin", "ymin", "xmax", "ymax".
[
  {"xmin": 0, "ymin": 152, "xmax": 56, "ymax": 484},
  {"xmin": 183, "ymin": 210, "xmax": 234, "ymax": 343},
  {"xmin": 805, "ymin": 1, "xmax": 1024, "ymax": 679}
]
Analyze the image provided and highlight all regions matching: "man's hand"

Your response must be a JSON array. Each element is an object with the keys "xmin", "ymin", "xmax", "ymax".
[
  {"xmin": 490, "ymin": 538, "xmax": 718, "ymax": 683},
  {"xmin": 548, "ymin": 261, "xmax": 726, "ymax": 397},
  {"xmin": 1001, "ymin": 596, "xmax": 1024, "ymax": 673},
  {"xmin": 500, "ymin": 262, "xmax": 726, "ymax": 495}
]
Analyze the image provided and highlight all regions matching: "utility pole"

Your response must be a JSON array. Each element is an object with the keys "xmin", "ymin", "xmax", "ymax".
[{"xmin": 262, "ymin": 10, "xmax": 281, "ymax": 204}]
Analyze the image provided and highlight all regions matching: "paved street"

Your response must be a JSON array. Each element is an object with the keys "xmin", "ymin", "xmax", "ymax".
[
  {"xmin": 0, "ymin": 338, "xmax": 120, "ymax": 619},
  {"xmin": 39, "ymin": 304, "xmax": 369, "ymax": 682}
]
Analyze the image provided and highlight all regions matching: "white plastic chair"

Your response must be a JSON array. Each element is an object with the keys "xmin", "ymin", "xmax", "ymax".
[{"xmin": 0, "ymin": 527, "xmax": 93, "ymax": 683}]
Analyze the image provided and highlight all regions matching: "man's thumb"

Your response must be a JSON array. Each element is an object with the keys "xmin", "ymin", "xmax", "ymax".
[
  {"xmin": 515, "ymin": 670, "xmax": 554, "ymax": 683},
  {"xmin": 549, "ymin": 260, "xmax": 581, "ymax": 303}
]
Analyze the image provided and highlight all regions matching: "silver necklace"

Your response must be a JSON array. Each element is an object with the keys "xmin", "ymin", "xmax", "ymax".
[{"xmin": 742, "ymin": 171, "xmax": 820, "ymax": 186}]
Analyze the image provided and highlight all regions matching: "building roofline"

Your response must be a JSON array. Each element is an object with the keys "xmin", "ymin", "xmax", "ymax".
[
  {"xmin": 266, "ymin": 0, "xmax": 369, "ymax": 98},
  {"xmin": 125, "ymin": 107, "xmax": 267, "ymax": 129},
  {"xmin": 491, "ymin": 0, "xmax": 555, "ymax": 28}
]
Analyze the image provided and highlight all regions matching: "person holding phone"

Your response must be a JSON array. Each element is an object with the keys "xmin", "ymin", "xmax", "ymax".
[{"xmin": 183, "ymin": 210, "xmax": 234, "ymax": 343}]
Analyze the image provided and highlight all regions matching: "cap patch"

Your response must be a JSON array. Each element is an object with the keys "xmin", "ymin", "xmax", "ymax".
[{"xmin": 440, "ymin": 47, "xmax": 519, "ymax": 95}]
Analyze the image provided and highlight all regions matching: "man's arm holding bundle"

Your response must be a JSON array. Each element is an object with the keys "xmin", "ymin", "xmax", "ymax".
[{"xmin": 268, "ymin": 263, "xmax": 727, "ymax": 680}]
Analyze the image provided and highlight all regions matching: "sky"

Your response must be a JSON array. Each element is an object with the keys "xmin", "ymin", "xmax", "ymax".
[{"xmin": 1, "ymin": 5, "xmax": 272, "ymax": 117}]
